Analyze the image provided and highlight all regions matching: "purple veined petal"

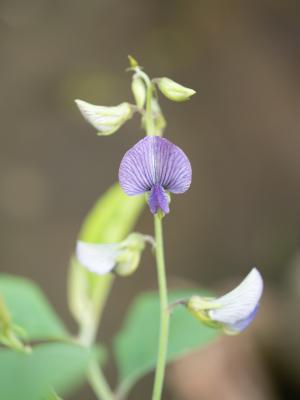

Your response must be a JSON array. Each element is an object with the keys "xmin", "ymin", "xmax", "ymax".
[
  {"xmin": 154, "ymin": 138, "xmax": 192, "ymax": 193},
  {"xmin": 76, "ymin": 241, "xmax": 121, "ymax": 275},
  {"xmin": 119, "ymin": 136, "xmax": 192, "ymax": 213},
  {"xmin": 119, "ymin": 137, "xmax": 155, "ymax": 195},
  {"xmin": 209, "ymin": 268, "xmax": 263, "ymax": 329}
]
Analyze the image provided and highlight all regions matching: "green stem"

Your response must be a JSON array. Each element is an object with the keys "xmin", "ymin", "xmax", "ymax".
[
  {"xmin": 145, "ymin": 83, "xmax": 155, "ymax": 135},
  {"xmin": 152, "ymin": 213, "xmax": 169, "ymax": 400},
  {"xmin": 88, "ymin": 360, "xmax": 114, "ymax": 400}
]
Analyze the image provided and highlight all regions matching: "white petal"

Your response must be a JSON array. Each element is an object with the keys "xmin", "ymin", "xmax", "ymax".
[
  {"xmin": 76, "ymin": 241, "xmax": 120, "ymax": 275},
  {"xmin": 75, "ymin": 100, "xmax": 132, "ymax": 135},
  {"xmin": 209, "ymin": 268, "xmax": 263, "ymax": 325}
]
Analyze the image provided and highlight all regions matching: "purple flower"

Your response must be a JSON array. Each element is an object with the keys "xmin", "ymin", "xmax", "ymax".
[{"xmin": 119, "ymin": 136, "xmax": 192, "ymax": 214}]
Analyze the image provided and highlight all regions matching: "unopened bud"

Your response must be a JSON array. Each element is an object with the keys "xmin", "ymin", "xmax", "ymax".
[
  {"xmin": 128, "ymin": 55, "xmax": 139, "ymax": 69},
  {"xmin": 131, "ymin": 75, "xmax": 146, "ymax": 109},
  {"xmin": 187, "ymin": 268, "xmax": 263, "ymax": 335},
  {"xmin": 75, "ymin": 99, "xmax": 134, "ymax": 136},
  {"xmin": 156, "ymin": 77, "xmax": 196, "ymax": 102},
  {"xmin": 76, "ymin": 232, "xmax": 154, "ymax": 277}
]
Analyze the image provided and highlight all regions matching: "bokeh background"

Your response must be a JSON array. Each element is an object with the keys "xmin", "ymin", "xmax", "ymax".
[{"xmin": 1, "ymin": 0, "xmax": 300, "ymax": 398}]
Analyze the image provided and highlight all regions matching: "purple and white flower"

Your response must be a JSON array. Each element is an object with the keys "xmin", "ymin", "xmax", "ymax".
[
  {"xmin": 187, "ymin": 268, "xmax": 263, "ymax": 335},
  {"xmin": 119, "ymin": 136, "xmax": 192, "ymax": 214}
]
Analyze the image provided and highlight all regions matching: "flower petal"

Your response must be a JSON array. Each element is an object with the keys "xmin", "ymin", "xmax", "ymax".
[
  {"xmin": 118, "ymin": 136, "xmax": 192, "ymax": 196},
  {"xmin": 119, "ymin": 136, "xmax": 155, "ymax": 195},
  {"xmin": 224, "ymin": 304, "xmax": 259, "ymax": 334},
  {"xmin": 148, "ymin": 184, "xmax": 170, "ymax": 214},
  {"xmin": 76, "ymin": 241, "xmax": 120, "ymax": 275},
  {"xmin": 209, "ymin": 268, "xmax": 263, "ymax": 327},
  {"xmin": 75, "ymin": 100, "xmax": 133, "ymax": 135}
]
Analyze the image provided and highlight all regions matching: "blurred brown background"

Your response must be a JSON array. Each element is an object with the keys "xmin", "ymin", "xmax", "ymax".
[{"xmin": 1, "ymin": 0, "xmax": 300, "ymax": 399}]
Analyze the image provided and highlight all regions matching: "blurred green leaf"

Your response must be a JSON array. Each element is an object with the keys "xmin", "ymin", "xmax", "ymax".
[
  {"xmin": 0, "ymin": 275, "xmax": 67, "ymax": 340},
  {"xmin": 114, "ymin": 289, "xmax": 220, "ymax": 394},
  {"xmin": 79, "ymin": 182, "xmax": 145, "ymax": 243},
  {"xmin": 0, "ymin": 296, "xmax": 28, "ymax": 351},
  {"xmin": 0, "ymin": 343, "xmax": 100, "ymax": 400},
  {"xmin": 46, "ymin": 389, "xmax": 63, "ymax": 400}
]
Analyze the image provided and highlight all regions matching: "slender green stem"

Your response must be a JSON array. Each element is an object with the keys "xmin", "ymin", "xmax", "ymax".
[
  {"xmin": 145, "ymin": 83, "xmax": 155, "ymax": 135},
  {"xmin": 152, "ymin": 213, "xmax": 169, "ymax": 400},
  {"xmin": 88, "ymin": 360, "xmax": 114, "ymax": 400}
]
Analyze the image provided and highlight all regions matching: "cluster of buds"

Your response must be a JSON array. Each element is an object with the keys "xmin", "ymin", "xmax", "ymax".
[{"xmin": 75, "ymin": 55, "xmax": 195, "ymax": 137}]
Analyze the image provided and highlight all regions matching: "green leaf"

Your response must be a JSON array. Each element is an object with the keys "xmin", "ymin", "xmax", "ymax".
[
  {"xmin": 0, "ymin": 296, "xmax": 28, "ymax": 351},
  {"xmin": 0, "ymin": 275, "xmax": 67, "ymax": 340},
  {"xmin": 79, "ymin": 182, "xmax": 145, "ymax": 243},
  {"xmin": 114, "ymin": 289, "xmax": 220, "ymax": 394},
  {"xmin": 0, "ymin": 343, "xmax": 100, "ymax": 400},
  {"xmin": 46, "ymin": 389, "xmax": 63, "ymax": 400}
]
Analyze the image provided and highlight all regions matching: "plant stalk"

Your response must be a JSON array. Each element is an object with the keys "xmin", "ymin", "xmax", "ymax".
[
  {"xmin": 88, "ymin": 360, "xmax": 114, "ymax": 400},
  {"xmin": 152, "ymin": 213, "xmax": 169, "ymax": 400},
  {"xmin": 145, "ymin": 83, "xmax": 155, "ymax": 135}
]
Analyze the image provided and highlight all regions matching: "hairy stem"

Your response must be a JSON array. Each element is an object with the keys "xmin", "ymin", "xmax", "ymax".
[{"xmin": 152, "ymin": 213, "xmax": 169, "ymax": 400}]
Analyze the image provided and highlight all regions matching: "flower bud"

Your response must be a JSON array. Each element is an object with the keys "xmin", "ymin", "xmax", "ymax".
[
  {"xmin": 156, "ymin": 77, "xmax": 196, "ymax": 102},
  {"xmin": 75, "ymin": 99, "xmax": 134, "ymax": 136},
  {"xmin": 131, "ymin": 75, "xmax": 146, "ymax": 109},
  {"xmin": 76, "ymin": 232, "xmax": 153, "ymax": 277},
  {"xmin": 128, "ymin": 55, "xmax": 139, "ymax": 69},
  {"xmin": 187, "ymin": 268, "xmax": 263, "ymax": 335},
  {"xmin": 115, "ymin": 233, "xmax": 147, "ymax": 276}
]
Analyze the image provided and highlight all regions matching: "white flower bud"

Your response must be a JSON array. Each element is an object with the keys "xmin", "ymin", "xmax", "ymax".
[
  {"xmin": 131, "ymin": 75, "xmax": 146, "ymax": 109},
  {"xmin": 76, "ymin": 233, "xmax": 154, "ymax": 277},
  {"xmin": 156, "ymin": 77, "xmax": 196, "ymax": 102},
  {"xmin": 187, "ymin": 268, "xmax": 263, "ymax": 335},
  {"xmin": 75, "ymin": 99, "xmax": 134, "ymax": 136}
]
